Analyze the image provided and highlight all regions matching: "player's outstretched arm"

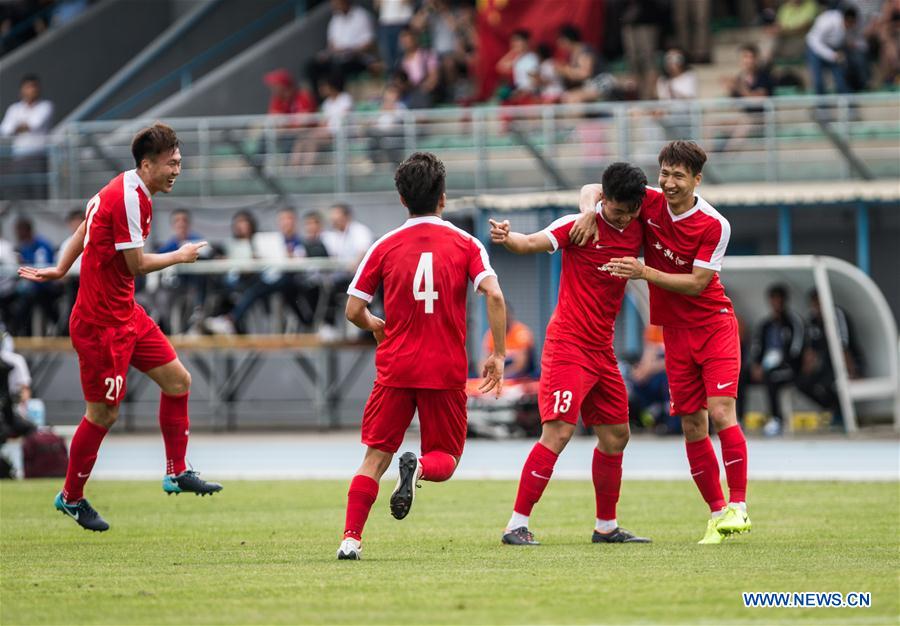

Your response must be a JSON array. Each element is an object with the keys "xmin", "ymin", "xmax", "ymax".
[
  {"xmin": 345, "ymin": 295, "xmax": 385, "ymax": 343},
  {"xmin": 609, "ymin": 256, "xmax": 715, "ymax": 296},
  {"xmin": 477, "ymin": 275, "xmax": 506, "ymax": 397},
  {"xmin": 17, "ymin": 220, "xmax": 86, "ymax": 283},
  {"xmin": 122, "ymin": 241, "xmax": 208, "ymax": 276},
  {"xmin": 489, "ymin": 219, "xmax": 553, "ymax": 254},
  {"xmin": 570, "ymin": 183, "xmax": 602, "ymax": 245}
]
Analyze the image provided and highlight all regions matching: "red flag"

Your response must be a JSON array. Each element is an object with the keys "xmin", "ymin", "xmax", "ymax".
[{"xmin": 476, "ymin": 0, "xmax": 604, "ymax": 101}]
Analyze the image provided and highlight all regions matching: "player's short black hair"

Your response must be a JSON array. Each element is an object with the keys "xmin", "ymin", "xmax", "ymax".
[
  {"xmin": 20, "ymin": 74, "xmax": 39, "ymax": 86},
  {"xmin": 601, "ymin": 162, "xmax": 647, "ymax": 212},
  {"xmin": 658, "ymin": 140, "xmax": 707, "ymax": 176},
  {"xmin": 131, "ymin": 122, "xmax": 180, "ymax": 168},
  {"xmin": 767, "ymin": 284, "xmax": 788, "ymax": 300},
  {"xmin": 395, "ymin": 152, "xmax": 446, "ymax": 216},
  {"xmin": 558, "ymin": 24, "xmax": 581, "ymax": 43}
]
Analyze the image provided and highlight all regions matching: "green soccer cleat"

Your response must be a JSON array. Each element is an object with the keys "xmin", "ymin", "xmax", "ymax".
[
  {"xmin": 162, "ymin": 470, "xmax": 223, "ymax": 496},
  {"xmin": 698, "ymin": 518, "xmax": 724, "ymax": 544},
  {"xmin": 716, "ymin": 503, "xmax": 752, "ymax": 535}
]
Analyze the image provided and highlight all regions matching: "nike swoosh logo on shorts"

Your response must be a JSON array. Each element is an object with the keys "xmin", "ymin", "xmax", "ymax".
[
  {"xmin": 531, "ymin": 471, "xmax": 551, "ymax": 480},
  {"xmin": 691, "ymin": 470, "xmax": 704, "ymax": 477},
  {"xmin": 716, "ymin": 382, "xmax": 734, "ymax": 390},
  {"xmin": 724, "ymin": 459, "xmax": 743, "ymax": 466}
]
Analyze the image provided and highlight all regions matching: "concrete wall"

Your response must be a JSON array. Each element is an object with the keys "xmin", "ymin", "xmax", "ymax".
[{"xmin": 0, "ymin": 0, "xmax": 175, "ymax": 122}]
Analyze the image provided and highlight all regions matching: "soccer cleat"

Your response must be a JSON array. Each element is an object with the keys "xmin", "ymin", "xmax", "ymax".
[
  {"xmin": 389, "ymin": 451, "xmax": 419, "ymax": 520},
  {"xmin": 501, "ymin": 526, "xmax": 540, "ymax": 545},
  {"xmin": 698, "ymin": 518, "xmax": 725, "ymax": 544},
  {"xmin": 591, "ymin": 527, "xmax": 652, "ymax": 543},
  {"xmin": 336, "ymin": 537, "xmax": 362, "ymax": 560},
  {"xmin": 54, "ymin": 492, "xmax": 109, "ymax": 532},
  {"xmin": 162, "ymin": 470, "xmax": 223, "ymax": 496},
  {"xmin": 716, "ymin": 503, "xmax": 752, "ymax": 535}
]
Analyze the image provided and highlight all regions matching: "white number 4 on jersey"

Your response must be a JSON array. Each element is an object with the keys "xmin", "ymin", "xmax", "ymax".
[{"xmin": 413, "ymin": 252, "xmax": 439, "ymax": 314}]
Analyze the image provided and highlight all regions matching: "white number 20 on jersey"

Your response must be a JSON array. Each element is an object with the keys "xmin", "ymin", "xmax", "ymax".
[{"xmin": 412, "ymin": 252, "xmax": 439, "ymax": 314}]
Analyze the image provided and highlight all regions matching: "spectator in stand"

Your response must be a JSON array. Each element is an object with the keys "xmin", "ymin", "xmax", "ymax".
[
  {"xmin": 536, "ymin": 43, "xmax": 564, "ymax": 102},
  {"xmin": 320, "ymin": 203, "xmax": 373, "ymax": 340},
  {"xmin": 367, "ymin": 85, "xmax": 407, "ymax": 165},
  {"xmin": 295, "ymin": 211, "xmax": 331, "ymax": 329},
  {"xmin": 307, "ymin": 0, "xmax": 376, "ymax": 91},
  {"xmin": 869, "ymin": 2, "xmax": 900, "ymax": 86},
  {"xmin": 203, "ymin": 210, "xmax": 258, "ymax": 333},
  {"xmin": 496, "ymin": 29, "xmax": 540, "ymax": 102},
  {"xmin": 716, "ymin": 44, "xmax": 774, "ymax": 151},
  {"xmin": 626, "ymin": 325, "xmax": 673, "ymax": 434},
  {"xmin": 621, "ymin": 0, "xmax": 663, "ymax": 100},
  {"xmin": 0, "ymin": 74, "xmax": 54, "ymax": 199},
  {"xmin": 748, "ymin": 285, "xmax": 805, "ymax": 436},
  {"xmin": 153, "ymin": 209, "xmax": 209, "ymax": 334},
  {"xmin": 796, "ymin": 289, "xmax": 861, "ymax": 430},
  {"xmin": 555, "ymin": 24, "xmax": 602, "ymax": 102},
  {"xmin": 482, "ymin": 307, "xmax": 534, "ymax": 379},
  {"xmin": 264, "ymin": 69, "xmax": 316, "ymax": 117},
  {"xmin": 0, "ymin": 224, "xmax": 17, "ymax": 330},
  {"xmin": 55, "ymin": 209, "xmax": 84, "ymax": 335},
  {"xmin": 672, "ymin": 0, "xmax": 712, "ymax": 64},
  {"xmin": 656, "ymin": 48, "xmax": 698, "ymax": 100},
  {"xmin": 398, "ymin": 27, "xmax": 441, "ymax": 108},
  {"xmin": 375, "ymin": 0, "xmax": 413, "ymax": 71},
  {"xmin": 806, "ymin": 5, "xmax": 860, "ymax": 94},
  {"xmin": 290, "ymin": 75, "xmax": 353, "ymax": 168},
  {"xmin": 208, "ymin": 208, "xmax": 308, "ymax": 335},
  {"xmin": 11, "ymin": 216, "xmax": 58, "ymax": 336},
  {"xmin": 761, "ymin": 0, "xmax": 820, "ymax": 65}
]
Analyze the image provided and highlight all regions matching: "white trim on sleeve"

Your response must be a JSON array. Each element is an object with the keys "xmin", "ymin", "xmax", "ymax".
[
  {"xmin": 693, "ymin": 258, "xmax": 721, "ymax": 271},
  {"xmin": 114, "ymin": 240, "xmax": 144, "ymax": 251},
  {"xmin": 472, "ymin": 269, "xmax": 496, "ymax": 293},
  {"xmin": 542, "ymin": 229, "xmax": 559, "ymax": 252},
  {"xmin": 347, "ymin": 287, "xmax": 374, "ymax": 302},
  {"xmin": 695, "ymin": 197, "xmax": 731, "ymax": 272},
  {"xmin": 119, "ymin": 170, "xmax": 145, "ymax": 248}
]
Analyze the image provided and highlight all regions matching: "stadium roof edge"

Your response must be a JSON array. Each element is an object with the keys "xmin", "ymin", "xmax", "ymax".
[{"xmin": 445, "ymin": 180, "xmax": 900, "ymax": 213}]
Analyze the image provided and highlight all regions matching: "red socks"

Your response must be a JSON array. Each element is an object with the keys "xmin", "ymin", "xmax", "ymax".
[
  {"xmin": 419, "ymin": 451, "xmax": 456, "ymax": 482},
  {"xmin": 343, "ymin": 474, "xmax": 379, "ymax": 540},
  {"xmin": 159, "ymin": 392, "xmax": 189, "ymax": 476},
  {"xmin": 718, "ymin": 424, "xmax": 748, "ymax": 503},
  {"xmin": 62, "ymin": 417, "xmax": 108, "ymax": 503},
  {"xmin": 592, "ymin": 449, "xmax": 623, "ymax": 520},
  {"xmin": 685, "ymin": 437, "xmax": 727, "ymax": 512},
  {"xmin": 513, "ymin": 442, "xmax": 559, "ymax": 516}
]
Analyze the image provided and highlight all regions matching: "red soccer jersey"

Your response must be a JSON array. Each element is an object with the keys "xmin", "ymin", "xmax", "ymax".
[
  {"xmin": 543, "ymin": 212, "xmax": 643, "ymax": 350},
  {"xmin": 640, "ymin": 187, "xmax": 733, "ymax": 328},
  {"xmin": 348, "ymin": 215, "xmax": 496, "ymax": 390},
  {"xmin": 72, "ymin": 170, "xmax": 153, "ymax": 326}
]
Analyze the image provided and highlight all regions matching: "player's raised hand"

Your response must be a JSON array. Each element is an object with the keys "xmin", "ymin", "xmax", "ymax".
[
  {"xmin": 17, "ymin": 265, "xmax": 64, "ymax": 283},
  {"xmin": 609, "ymin": 256, "xmax": 646, "ymax": 280},
  {"xmin": 569, "ymin": 210, "xmax": 599, "ymax": 246},
  {"xmin": 488, "ymin": 218, "xmax": 510, "ymax": 244},
  {"xmin": 177, "ymin": 241, "xmax": 208, "ymax": 264},
  {"xmin": 478, "ymin": 353, "xmax": 505, "ymax": 398}
]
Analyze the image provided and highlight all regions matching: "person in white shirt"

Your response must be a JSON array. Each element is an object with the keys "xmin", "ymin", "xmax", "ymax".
[
  {"xmin": 375, "ymin": 0, "xmax": 413, "ymax": 70},
  {"xmin": 806, "ymin": 6, "xmax": 859, "ymax": 94},
  {"xmin": 656, "ymin": 49, "xmax": 698, "ymax": 100},
  {"xmin": 0, "ymin": 75, "xmax": 54, "ymax": 199},
  {"xmin": 320, "ymin": 203, "xmax": 374, "ymax": 339},
  {"xmin": 290, "ymin": 76, "xmax": 353, "ymax": 168},
  {"xmin": 496, "ymin": 30, "xmax": 540, "ymax": 96},
  {"xmin": 308, "ymin": 0, "xmax": 376, "ymax": 91}
]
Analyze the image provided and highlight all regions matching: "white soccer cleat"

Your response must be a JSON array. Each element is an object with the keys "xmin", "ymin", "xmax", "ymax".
[{"xmin": 337, "ymin": 537, "xmax": 362, "ymax": 560}]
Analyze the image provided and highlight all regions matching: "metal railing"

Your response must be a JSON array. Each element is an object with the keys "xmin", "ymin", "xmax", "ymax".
[{"xmin": 17, "ymin": 92, "xmax": 900, "ymax": 201}]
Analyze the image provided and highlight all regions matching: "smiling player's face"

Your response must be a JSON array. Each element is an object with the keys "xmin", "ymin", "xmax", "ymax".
[
  {"xmin": 143, "ymin": 148, "xmax": 181, "ymax": 194},
  {"xmin": 658, "ymin": 162, "xmax": 699, "ymax": 206},
  {"xmin": 600, "ymin": 196, "xmax": 639, "ymax": 230}
]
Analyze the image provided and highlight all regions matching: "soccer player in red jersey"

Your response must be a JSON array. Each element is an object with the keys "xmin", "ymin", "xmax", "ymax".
[
  {"xmin": 489, "ymin": 162, "xmax": 651, "ymax": 546},
  {"xmin": 17, "ymin": 123, "xmax": 222, "ymax": 532},
  {"xmin": 336, "ymin": 152, "xmax": 507, "ymax": 560},
  {"xmin": 572, "ymin": 141, "xmax": 750, "ymax": 544}
]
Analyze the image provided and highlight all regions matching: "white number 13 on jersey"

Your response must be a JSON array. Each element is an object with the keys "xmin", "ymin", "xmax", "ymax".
[{"xmin": 413, "ymin": 252, "xmax": 439, "ymax": 314}]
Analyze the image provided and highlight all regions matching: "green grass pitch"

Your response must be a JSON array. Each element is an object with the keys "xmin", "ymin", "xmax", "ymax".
[{"xmin": 1, "ymin": 479, "xmax": 897, "ymax": 625}]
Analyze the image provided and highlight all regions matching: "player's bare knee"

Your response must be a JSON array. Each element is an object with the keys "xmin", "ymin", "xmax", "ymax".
[
  {"xmin": 681, "ymin": 414, "xmax": 708, "ymax": 441},
  {"xmin": 87, "ymin": 405, "xmax": 119, "ymax": 429},
  {"xmin": 707, "ymin": 399, "xmax": 736, "ymax": 430},
  {"xmin": 164, "ymin": 369, "xmax": 191, "ymax": 396},
  {"xmin": 540, "ymin": 421, "xmax": 574, "ymax": 453}
]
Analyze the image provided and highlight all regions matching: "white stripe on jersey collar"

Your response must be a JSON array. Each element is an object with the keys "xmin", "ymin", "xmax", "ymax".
[
  {"xmin": 404, "ymin": 215, "xmax": 444, "ymax": 226},
  {"xmin": 127, "ymin": 169, "xmax": 151, "ymax": 197}
]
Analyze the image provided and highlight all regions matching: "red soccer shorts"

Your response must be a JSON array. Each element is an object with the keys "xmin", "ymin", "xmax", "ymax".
[
  {"xmin": 662, "ymin": 315, "xmax": 741, "ymax": 415},
  {"xmin": 538, "ymin": 339, "xmax": 628, "ymax": 427},
  {"xmin": 361, "ymin": 383, "xmax": 468, "ymax": 457},
  {"xmin": 70, "ymin": 306, "xmax": 177, "ymax": 405}
]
